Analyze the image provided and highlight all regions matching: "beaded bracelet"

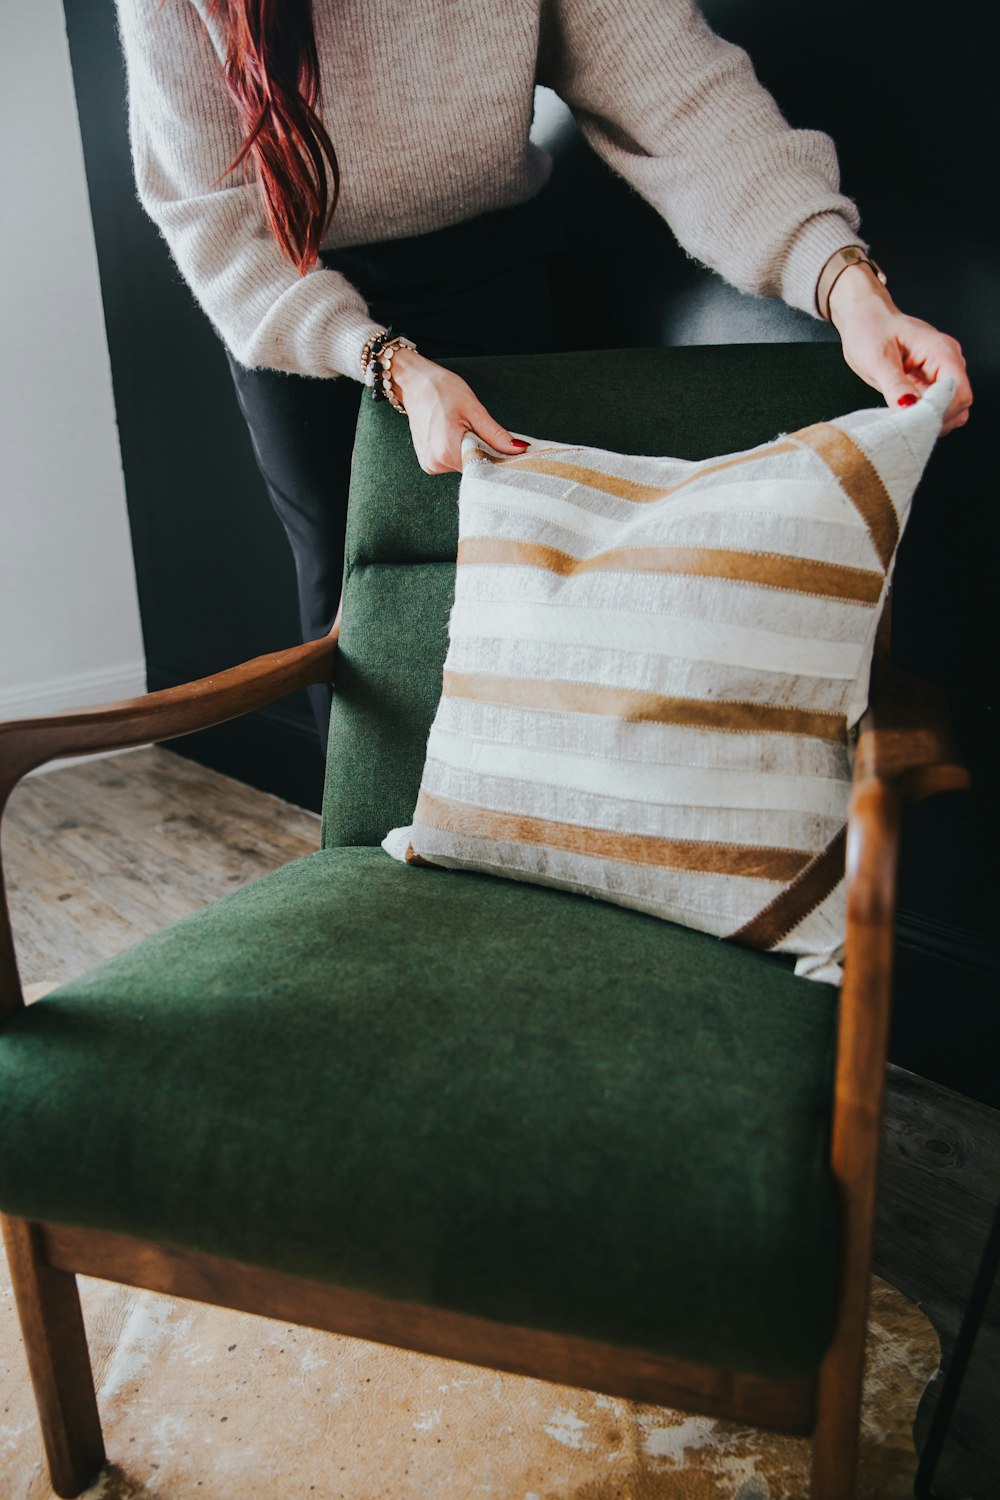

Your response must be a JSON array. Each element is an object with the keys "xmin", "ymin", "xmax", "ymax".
[
  {"xmin": 359, "ymin": 329, "xmax": 388, "ymax": 381},
  {"xmin": 360, "ymin": 329, "xmax": 417, "ymax": 414},
  {"xmin": 377, "ymin": 340, "xmax": 411, "ymax": 416}
]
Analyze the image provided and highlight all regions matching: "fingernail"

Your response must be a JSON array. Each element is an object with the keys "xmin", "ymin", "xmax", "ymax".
[
  {"xmin": 511, "ymin": 439, "xmax": 529, "ymax": 449},
  {"xmin": 897, "ymin": 394, "xmax": 918, "ymax": 408}
]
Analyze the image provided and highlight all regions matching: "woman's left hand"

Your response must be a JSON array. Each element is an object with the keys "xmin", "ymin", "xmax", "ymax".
[{"xmin": 828, "ymin": 265, "xmax": 972, "ymax": 435}]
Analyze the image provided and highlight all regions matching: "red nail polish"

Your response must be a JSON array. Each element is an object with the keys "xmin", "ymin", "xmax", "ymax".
[
  {"xmin": 897, "ymin": 394, "xmax": 918, "ymax": 408},
  {"xmin": 511, "ymin": 439, "xmax": 529, "ymax": 449}
]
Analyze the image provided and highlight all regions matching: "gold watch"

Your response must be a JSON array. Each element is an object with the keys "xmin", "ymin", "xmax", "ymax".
[{"xmin": 815, "ymin": 246, "xmax": 888, "ymax": 322}]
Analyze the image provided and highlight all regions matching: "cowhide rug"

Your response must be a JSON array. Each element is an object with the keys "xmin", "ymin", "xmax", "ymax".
[{"xmin": 1, "ymin": 1255, "xmax": 937, "ymax": 1500}]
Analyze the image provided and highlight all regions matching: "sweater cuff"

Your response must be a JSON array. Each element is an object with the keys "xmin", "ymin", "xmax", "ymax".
[
  {"xmin": 779, "ymin": 213, "xmax": 868, "ymax": 319},
  {"xmin": 328, "ymin": 311, "xmax": 389, "ymax": 382}
]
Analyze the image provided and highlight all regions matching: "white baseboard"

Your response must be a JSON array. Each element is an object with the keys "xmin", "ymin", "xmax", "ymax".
[
  {"xmin": 0, "ymin": 660, "xmax": 147, "ymax": 719},
  {"xmin": 0, "ymin": 660, "xmax": 148, "ymax": 775}
]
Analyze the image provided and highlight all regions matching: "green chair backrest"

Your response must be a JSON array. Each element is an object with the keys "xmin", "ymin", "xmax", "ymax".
[{"xmin": 321, "ymin": 343, "xmax": 876, "ymax": 849}]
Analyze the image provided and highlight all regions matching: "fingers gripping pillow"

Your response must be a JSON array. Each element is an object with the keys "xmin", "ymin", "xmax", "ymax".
[{"xmin": 383, "ymin": 382, "xmax": 952, "ymax": 983}]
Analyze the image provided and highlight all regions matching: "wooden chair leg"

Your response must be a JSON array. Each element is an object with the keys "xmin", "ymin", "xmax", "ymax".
[
  {"xmin": 809, "ymin": 1295, "xmax": 868, "ymax": 1499},
  {"xmin": 2, "ymin": 1214, "xmax": 106, "ymax": 1498}
]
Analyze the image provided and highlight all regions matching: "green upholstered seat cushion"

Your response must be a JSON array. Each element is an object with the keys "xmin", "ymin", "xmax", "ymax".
[
  {"xmin": 0, "ymin": 845, "xmax": 837, "ymax": 1380},
  {"xmin": 323, "ymin": 344, "xmax": 879, "ymax": 849}
]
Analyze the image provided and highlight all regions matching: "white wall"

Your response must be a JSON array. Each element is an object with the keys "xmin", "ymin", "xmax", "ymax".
[{"xmin": 0, "ymin": 0, "xmax": 145, "ymax": 728}]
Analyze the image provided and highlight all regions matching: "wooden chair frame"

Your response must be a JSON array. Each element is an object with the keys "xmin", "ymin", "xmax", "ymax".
[{"xmin": 0, "ymin": 616, "xmax": 969, "ymax": 1498}]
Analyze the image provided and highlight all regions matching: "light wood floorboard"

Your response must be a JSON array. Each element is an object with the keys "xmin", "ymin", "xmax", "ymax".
[
  {"xmin": 3, "ymin": 747, "xmax": 320, "ymax": 987},
  {"xmin": 2, "ymin": 745, "xmax": 998, "ymax": 1498}
]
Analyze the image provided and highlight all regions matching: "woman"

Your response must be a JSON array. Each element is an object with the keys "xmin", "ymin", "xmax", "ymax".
[{"xmin": 115, "ymin": 0, "xmax": 971, "ymax": 736}]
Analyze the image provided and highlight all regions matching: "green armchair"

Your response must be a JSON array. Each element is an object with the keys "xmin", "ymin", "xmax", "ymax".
[{"xmin": 0, "ymin": 344, "xmax": 969, "ymax": 1498}]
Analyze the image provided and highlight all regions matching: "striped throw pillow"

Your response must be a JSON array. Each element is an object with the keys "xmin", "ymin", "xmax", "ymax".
[{"xmin": 383, "ymin": 382, "xmax": 950, "ymax": 983}]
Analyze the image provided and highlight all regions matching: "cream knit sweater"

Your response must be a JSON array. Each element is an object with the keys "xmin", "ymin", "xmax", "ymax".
[{"xmin": 115, "ymin": 0, "xmax": 864, "ymax": 380}]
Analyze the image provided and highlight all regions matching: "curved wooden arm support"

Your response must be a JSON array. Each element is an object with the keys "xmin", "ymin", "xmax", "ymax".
[
  {"xmin": 811, "ymin": 665, "xmax": 970, "ymax": 1495},
  {"xmin": 0, "ymin": 624, "xmax": 339, "ymax": 1026},
  {"xmin": 855, "ymin": 659, "xmax": 971, "ymax": 809},
  {"xmin": 0, "ymin": 626, "xmax": 339, "ymax": 797}
]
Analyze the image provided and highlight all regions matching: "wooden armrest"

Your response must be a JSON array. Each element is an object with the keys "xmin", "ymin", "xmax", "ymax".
[
  {"xmin": 0, "ymin": 623, "xmax": 338, "ymax": 1025},
  {"xmin": 837, "ymin": 654, "xmax": 971, "ymax": 1154},
  {"xmin": 0, "ymin": 624, "xmax": 339, "ymax": 799},
  {"xmin": 844, "ymin": 657, "xmax": 970, "ymax": 931},
  {"xmin": 854, "ymin": 658, "xmax": 971, "ymax": 807}
]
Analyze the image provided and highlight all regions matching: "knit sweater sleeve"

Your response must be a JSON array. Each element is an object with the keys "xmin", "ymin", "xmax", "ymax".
[
  {"xmin": 539, "ymin": 0, "xmax": 864, "ymax": 314},
  {"xmin": 114, "ymin": 0, "xmax": 382, "ymax": 377}
]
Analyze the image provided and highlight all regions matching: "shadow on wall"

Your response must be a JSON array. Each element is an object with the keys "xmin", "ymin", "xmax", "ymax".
[{"xmin": 531, "ymin": 86, "xmax": 836, "ymax": 351}]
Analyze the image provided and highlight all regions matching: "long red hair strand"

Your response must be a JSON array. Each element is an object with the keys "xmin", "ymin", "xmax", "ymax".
[{"xmin": 208, "ymin": 0, "xmax": 339, "ymax": 273}]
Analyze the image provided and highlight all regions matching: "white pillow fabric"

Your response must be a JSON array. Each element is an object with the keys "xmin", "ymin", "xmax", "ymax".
[{"xmin": 383, "ymin": 382, "xmax": 951, "ymax": 983}]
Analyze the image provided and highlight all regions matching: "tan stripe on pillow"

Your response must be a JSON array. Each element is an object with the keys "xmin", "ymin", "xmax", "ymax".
[
  {"xmin": 457, "ymin": 537, "xmax": 884, "ymax": 602},
  {"xmin": 441, "ymin": 670, "xmax": 849, "ymax": 742},
  {"xmin": 446, "ymin": 637, "xmax": 859, "ymax": 714},
  {"xmin": 793, "ymin": 423, "xmax": 900, "ymax": 568},
  {"xmin": 415, "ymin": 790, "xmax": 811, "ymax": 881},
  {"xmin": 490, "ymin": 441, "xmax": 798, "ymax": 503},
  {"xmin": 729, "ymin": 827, "xmax": 847, "ymax": 949}
]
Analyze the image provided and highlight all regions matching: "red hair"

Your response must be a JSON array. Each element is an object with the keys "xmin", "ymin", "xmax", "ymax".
[{"xmin": 209, "ymin": 0, "xmax": 339, "ymax": 274}]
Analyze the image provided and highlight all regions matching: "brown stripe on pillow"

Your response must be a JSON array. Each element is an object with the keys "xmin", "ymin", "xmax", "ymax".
[
  {"xmin": 793, "ymin": 423, "xmax": 899, "ymax": 569},
  {"xmin": 729, "ymin": 826, "xmax": 847, "ymax": 950},
  {"xmin": 470, "ymin": 450, "xmax": 669, "ymax": 500},
  {"xmin": 415, "ymin": 790, "xmax": 812, "ymax": 880},
  {"xmin": 457, "ymin": 536, "xmax": 884, "ymax": 602},
  {"xmin": 501, "ymin": 457, "xmax": 671, "ymax": 503},
  {"xmin": 442, "ymin": 670, "xmax": 849, "ymax": 742},
  {"xmin": 486, "ymin": 441, "xmax": 798, "ymax": 503}
]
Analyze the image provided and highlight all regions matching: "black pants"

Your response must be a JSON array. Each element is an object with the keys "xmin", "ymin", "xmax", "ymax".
[{"xmin": 225, "ymin": 189, "xmax": 568, "ymax": 742}]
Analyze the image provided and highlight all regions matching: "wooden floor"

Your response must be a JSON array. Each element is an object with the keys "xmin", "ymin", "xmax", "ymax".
[
  {"xmin": 3, "ymin": 746, "xmax": 998, "ymax": 1499},
  {"xmin": 875, "ymin": 1078, "xmax": 1000, "ymax": 1500}
]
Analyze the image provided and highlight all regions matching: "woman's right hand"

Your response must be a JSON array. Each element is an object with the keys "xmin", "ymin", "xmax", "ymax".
[{"xmin": 387, "ymin": 349, "xmax": 528, "ymax": 472}]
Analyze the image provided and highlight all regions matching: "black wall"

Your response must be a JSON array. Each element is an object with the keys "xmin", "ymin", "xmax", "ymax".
[{"xmin": 63, "ymin": 1, "xmax": 998, "ymax": 1103}]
